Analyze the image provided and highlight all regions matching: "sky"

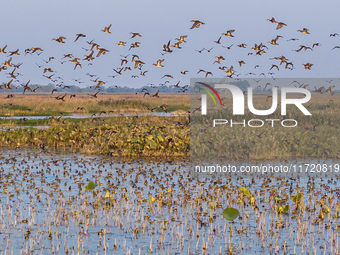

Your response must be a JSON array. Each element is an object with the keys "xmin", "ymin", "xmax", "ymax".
[{"xmin": 1, "ymin": 0, "xmax": 340, "ymax": 90}]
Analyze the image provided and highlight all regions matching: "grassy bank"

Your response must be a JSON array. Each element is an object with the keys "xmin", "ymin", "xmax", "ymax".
[
  {"xmin": 0, "ymin": 93, "xmax": 190, "ymax": 116},
  {"xmin": 191, "ymin": 93, "xmax": 340, "ymax": 160},
  {"xmin": 1, "ymin": 93, "xmax": 339, "ymax": 160}
]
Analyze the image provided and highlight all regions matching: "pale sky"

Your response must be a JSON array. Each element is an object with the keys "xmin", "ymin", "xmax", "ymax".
[{"xmin": 1, "ymin": 0, "xmax": 340, "ymax": 89}]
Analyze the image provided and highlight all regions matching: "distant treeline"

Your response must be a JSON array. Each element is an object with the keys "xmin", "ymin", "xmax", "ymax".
[
  {"xmin": 1, "ymin": 82, "xmax": 338, "ymax": 94},
  {"xmin": 0, "ymin": 83, "xmax": 186, "ymax": 94}
]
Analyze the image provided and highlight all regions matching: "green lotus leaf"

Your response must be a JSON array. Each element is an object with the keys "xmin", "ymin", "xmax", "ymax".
[
  {"xmin": 222, "ymin": 208, "xmax": 240, "ymax": 221},
  {"xmin": 85, "ymin": 181, "xmax": 98, "ymax": 191}
]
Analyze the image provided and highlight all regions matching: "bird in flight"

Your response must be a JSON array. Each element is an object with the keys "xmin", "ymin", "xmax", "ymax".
[
  {"xmin": 275, "ymin": 22, "xmax": 287, "ymax": 30},
  {"xmin": 313, "ymin": 86, "xmax": 324, "ymax": 94},
  {"xmin": 113, "ymin": 67, "xmax": 124, "ymax": 75},
  {"xmin": 161, "ymin": 74, "xmax": 173, "ymax": 79},
  {"xmin": 171, "ymin": 42, "xmax": 182, "ymax": 49},
  {"xmin": 237, "ymin": 60, "xmax": 245, "ymax": 67},
  {"xmin": 295, "ymin": 45, "xmax": 313, "ymax": 52},
  {"xmin": 84, "ymin": 51, "xmax": 95, "ymax": 61},
  {"xmin": 214, "ymin": 36, "xmax": 222, "ymax": 44},
  {"xmin": 116, "ymin": 41, "xmax": 126, "ymax": 46},
  {"xmin": 268, "ymin": 35, "xmax": 282, "ymax": 45},
  {"xmin": 31, "ymin": 47, "xmax": 43, "ymax": 54},
  {"xmin": 163, "ymin": 40, "xmax": 173, "ymax": 53},
  {"xmin": 133, "ymin": 60, "xmax": 144, "ymax": 69},
  {"xmin": 74, "ymin": 34, "xmax": 86, "ymax": 42},
  {"xmin": 101, "ymin": 24, "xmax": 112, "ymax": 34},
  {"xmin": 0, "ymin": 45, "xmax": 7, "ymax": 54},
  {"xmin": 324, "ymin": 85, "xmax": 335, "ymax": 95},
  {"xmin": 222, "ymin": 44, "xmax": 233, "ymax": 50},
  {"xmin": 213, "ymin": 56, "xmax": 225, "ymax": 64},
  {"xmin": 175, "ymin": 35, "xmax": 187, "ymax": 43},
  {"xmin": 159, "ymin": 104, "xmax": 168, "ymax": 112},
  {"xmin": 153, "ymin": 59, "xmax": 164, "ymax": 67},
  {"xmin": 43, "ymin": 68, "xmax": 53, "ymax": 73},
  {"xmin": 222, "ymin": 30, "xmax": 235, "ymax": 37},
  {"xmin": 54, "ymin": 93, "xmax": 67, "ymax": 101},
  {"xmin": 190, "ymin": 20, "xmax": 205, "ymax": 29},
  {"xmin": 2, "ymin": 79, "xmax": 13, "ymax": 89},
  {"xmin": 130, "ymin": 32, "xmax": 142, "ymax": 38},
  {"xmin": 152, "ymin": 90, "xmax": 160, "ymax": 98},
  {"xmin": 140, "ymin": 70, "xmax": 148, "ymax": 76},
  {"xmin": 223, "ymin": 66, "xmax": 233, "ymax": 75},
  {"xmin": 129, "ymin": 42, "xmax": 141, "ymax": 51},
  {"xmin": 297, "ymin": 28, "xmax": 309, "ymax": 34},
  {"xmin": 21, "ymin": 81, "xmax": 32, "ymax": 94},
  {"xmin": 88, "ymin": 90, "xmax": 101, "ymax": 98},
  {"xmin": 53, "ymin": 36, "xmax": 66, "ymax": 43},
  {"xmin": 146, "ymin": 106, "xmax": 157, "ymax": 112},
  {"xmin": 302, "ymin": 62, "xmax": 313, "ymax": 70},
  {"xmin": 96, "ymin": 47, "xmax": 110, "ymax": 57},
  {"xmin": 2, "ymin": 57, "xmax": 12, "ymax": 67},
  {"xmin": 267, "ymin": 17, "xmax": 277, "ymax": 23},
  {"xmin": 8, "ymin": 49, "xmax": 20, "ymax": 56}
]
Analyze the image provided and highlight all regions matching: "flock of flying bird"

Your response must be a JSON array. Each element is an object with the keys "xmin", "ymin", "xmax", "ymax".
[{"xmin": 0, "ymin": 17, "xmax": 338, "ymax": 104}]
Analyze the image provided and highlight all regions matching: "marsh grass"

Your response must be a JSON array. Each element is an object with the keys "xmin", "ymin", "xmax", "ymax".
[
  {"xmin": 191, "ymin": 93, "xmax": 340, "ymax": 160},
  {"xmin": 1, "ymin": 93, "xmax": 339, "ymax": 160},
  {"xmin": 0, "ymin": 93, "xmax": 190, "ymax": 116},
  {"xmin": 0, "ymin": 116, "xmax": 190, "ymax": 158}
]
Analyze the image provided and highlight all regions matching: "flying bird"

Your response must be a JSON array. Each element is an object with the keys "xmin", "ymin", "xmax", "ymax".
[
  {"xmin": 52, "ymin": 36, "xmax": 66, "ymax": 43},
  {"xmin": 267, "ymin": 17, "xmax": 277, "ymax": 23},
  {"xmin": 74, "ymin": 34, "xmax": 86, "ymax": 42},
  {"xmin": 276, "ymin": 22, "xmax": 287, "ymax": 30},
  {"xmin": 0, "ymin": 45, "xmax": 7, "ymax": 53},
  {"xmin": 190, "ymin": 20, "xmax": 205, "ymax": 29},
  {"xmin": 302, "ymin": 62, "xmax": 313, "ymax": 70},
  {"xmin": 130, "ymin": 32, "xmax": 142, "ymax": 38},
  {"xmin": 153, "ymin": 59, "xmax": 164, "ymax": 67},
  {"xmin": 214, "ymin": 36, "xmax": 222, "ymax": 44},
  {"xmin": 175, "ymin": 35, "xmax": 187, "ymax": 43},
  {"xmin": 101, "ymin": 24, "xmax": 112, "ymax": 34},
  {"xmin": 163, "ymin": 40, "xmax": 173, "ymax": 53},
  {"xmin": 297, "ymin": 28, "xmax": 309, "ymax": 34},
  {"xmin": 222, "ymin": 30, "xmax": 235, "ymax": 37}
]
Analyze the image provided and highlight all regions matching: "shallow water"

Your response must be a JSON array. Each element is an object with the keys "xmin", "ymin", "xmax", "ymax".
[
  {"xmin": 0, "ymin": 111, "xmax": 180, "ymax": 120},
  {"xmin": 0, "ymin": 125, "xmax": 50, "ymax": 131},
  {"xmin": 0, "ymin": 111, "xmax": 183, "ymax": 130},
  {"xmin": 0, "ymin": 150, "xmax": 339, "ymax": 254}
]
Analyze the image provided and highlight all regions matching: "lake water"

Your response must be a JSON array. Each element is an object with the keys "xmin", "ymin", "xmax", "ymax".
[
  {"xmin": 0, "ymin": 111, "xmax": 180, "ymax": 120},
  {"xmin": 0, "ymin": 111, "xmax": 184, "ymax": 130},
  {"xmin": 0, "ymin": 150, "xmax": 339, "ymax": 254}
]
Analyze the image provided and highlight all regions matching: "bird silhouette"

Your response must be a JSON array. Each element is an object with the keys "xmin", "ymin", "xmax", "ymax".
[{"xmin": 101, "ymin": 24, "xmax": 112, "ymax": 34}]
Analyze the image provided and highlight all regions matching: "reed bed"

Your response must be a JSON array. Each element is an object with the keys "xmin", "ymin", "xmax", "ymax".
[
  {"xmin": 0, "ymin": 93, "xmax": 190, "ymax": 116},
  {"xmin": 191, "ymin": 93, "xmax": 340, "ymax": 160},
  {"xmin": 0, "ymin": 93, "xmax": 339, "ymax": 160},
  {"xmin": 0, "ymin": 116, "xmax": 190, "ymax": 158}
]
